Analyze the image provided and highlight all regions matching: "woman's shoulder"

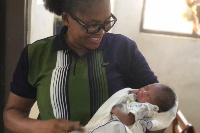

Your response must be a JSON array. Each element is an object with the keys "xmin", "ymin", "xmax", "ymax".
[
  {"xmin": 28, "ymin": 35, "xmax": 57, "ymax": 57},
  {"xmin": 104, "ymin": 33, "xmax": 135, "ymax": 41},
  {"xmin": 29, "ymin": 35, "xmax": 56, "ymax": 49},
  {"xmin": 102, "ymin": 33, "xmax": 137, "ymax": 47},
  {"xmin": 100, "ymin": 33, "xmax": 138, "ymax": 51}
]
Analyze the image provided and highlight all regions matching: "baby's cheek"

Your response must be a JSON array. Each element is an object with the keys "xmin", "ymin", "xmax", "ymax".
[{"xmin": 140, "ymin": 98, "xmax": 148, "ymax": 103}]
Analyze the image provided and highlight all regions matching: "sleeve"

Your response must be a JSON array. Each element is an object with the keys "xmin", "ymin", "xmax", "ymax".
[
  {"xmin": 127, "ymin": 42, "xmax": 159, "ymax": 88},
  {"xmin": 10, "ymin": 45, "xmax": 37, "ymax": 99}
]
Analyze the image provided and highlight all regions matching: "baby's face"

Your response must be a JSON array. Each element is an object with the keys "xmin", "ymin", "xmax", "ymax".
[{"xmin": 129, "ymin": 83, "xmax": 162, "ymax": 104}]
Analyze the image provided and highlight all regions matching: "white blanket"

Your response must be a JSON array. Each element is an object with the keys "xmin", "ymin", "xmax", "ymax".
[{"xmin": 84, "ymin": 88, "xmax": 178, "ymax": 133}]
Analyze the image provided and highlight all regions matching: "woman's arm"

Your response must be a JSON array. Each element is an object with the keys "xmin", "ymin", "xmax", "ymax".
[
  {"xmin": 111, "ymin": 105, "xmax": 135, "ymax": 126},
  {"xmin": 147, "ymin": 129, "xmax": 166, "ymax": 133},
  {"xmin": 4, "ymin": 92, "xmax": 36, "ymax": 133},
  {"xmin": 3, "ymin": 92, "xmax": 83, "ymax": 133}
]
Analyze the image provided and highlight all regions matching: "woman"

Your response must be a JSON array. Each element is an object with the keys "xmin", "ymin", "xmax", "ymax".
[{"xmin": 3, "ymin": 0, "xmax": 160, "ymax": 132}]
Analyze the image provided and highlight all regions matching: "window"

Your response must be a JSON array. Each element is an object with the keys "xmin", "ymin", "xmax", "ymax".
[{"xmin": 141, "ymin": 0, "xmax": 200, "ymax": 38}]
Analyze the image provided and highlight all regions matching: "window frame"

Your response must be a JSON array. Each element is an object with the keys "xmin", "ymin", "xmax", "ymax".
[{"xmin": 140, "ymin": 0, "xmax": 200, "ymax": 38}]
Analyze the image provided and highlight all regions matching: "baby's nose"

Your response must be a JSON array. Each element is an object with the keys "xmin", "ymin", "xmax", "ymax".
[{"xmin": 142, "ymin": 91, "xmax": 149, "ymax": 97}]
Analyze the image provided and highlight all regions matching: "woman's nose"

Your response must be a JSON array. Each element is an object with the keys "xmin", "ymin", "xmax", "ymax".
[{"xmin": 97, "ymin": 28, "xmax": 105, "ymax": 35}]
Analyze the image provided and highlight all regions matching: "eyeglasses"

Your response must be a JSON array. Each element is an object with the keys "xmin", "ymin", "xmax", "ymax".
[{"xmin": 69, "ymin": 13, "xmax": 117, "ymax": 34}]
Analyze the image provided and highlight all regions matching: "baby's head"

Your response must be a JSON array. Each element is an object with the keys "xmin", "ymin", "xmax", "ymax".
[{"xmin": 129, "ymin": 83, "xmax": 176, "ymax": 112}]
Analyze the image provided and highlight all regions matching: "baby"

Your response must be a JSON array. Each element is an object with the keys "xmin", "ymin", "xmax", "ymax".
[
  {"xmin": 84, "ymin": 83, "xmax": 177, "ymax": 133},
  {"xmin": 111, "ymin": 83, "xmax": 176, "ymax": 127}
]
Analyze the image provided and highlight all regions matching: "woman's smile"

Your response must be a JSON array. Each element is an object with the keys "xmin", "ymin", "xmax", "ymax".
[{"xmin": 88, "ymin": 36, "xmax": 102, "ymax": 45}]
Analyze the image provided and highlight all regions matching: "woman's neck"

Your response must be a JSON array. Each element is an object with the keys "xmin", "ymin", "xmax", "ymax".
[
  {"xmin": 65, "ymin": 34, "xmax": 88, "ymax": 57},
  {"xmin": 68, "ymin": 44, "xmax": 89, "ymax": 57}
]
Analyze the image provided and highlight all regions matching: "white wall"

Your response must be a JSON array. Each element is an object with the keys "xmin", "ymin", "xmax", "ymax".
[
  {"xmin": 29, "ymin": 0, "xmax": 54, "ymax": 44},
  {"xmin": 112, "ymin": 0, "xmax": 200, "ymax": 132}
]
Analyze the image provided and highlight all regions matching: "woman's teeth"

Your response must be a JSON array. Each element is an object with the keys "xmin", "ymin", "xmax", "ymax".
[{"xmin": 90, "ymin": 37, "xmax": 100, "ymax": 41}]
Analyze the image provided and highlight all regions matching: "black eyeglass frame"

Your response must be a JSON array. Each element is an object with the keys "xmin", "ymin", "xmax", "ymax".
[{"xmin": 69, "ymin": 13, "xmax": 117, "ymax": 34}]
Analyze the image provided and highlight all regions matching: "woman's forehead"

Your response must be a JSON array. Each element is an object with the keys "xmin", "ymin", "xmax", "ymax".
[
  {"xmin": 76, "ymin": 0, "xmax": 111, "ymax": 16},
  {"xmin": 75, "ymin": 5, "xmax": 111, "ymax": 23}
]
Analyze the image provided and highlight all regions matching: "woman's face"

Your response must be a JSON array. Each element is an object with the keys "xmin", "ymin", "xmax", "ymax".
[{"xmin": 64, "ymin": 0, "xmax": 112, "ymax": 55}]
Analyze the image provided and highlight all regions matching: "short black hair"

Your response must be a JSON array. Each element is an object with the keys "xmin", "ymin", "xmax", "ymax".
[
  {"xmin": 156, "ymin": 84, "xmax": 176, "ymax": 112},
  {"xmin": 43, "ymin": 0, "xmax": 100, "ymax": 16}
]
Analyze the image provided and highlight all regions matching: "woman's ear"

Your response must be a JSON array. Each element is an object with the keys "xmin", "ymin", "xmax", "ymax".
[{"xmin": 62, "ymin": 12, "xmax": 70, "ymax": 26}]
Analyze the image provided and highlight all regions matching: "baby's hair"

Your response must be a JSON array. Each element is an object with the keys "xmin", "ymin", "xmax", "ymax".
[
  {"xmin": 43, "ymin": 0, "xmax": 98, "ymax": 16},
  {"xmin": 156, "ymin": 84, "xmax": 176, "ymax": 112}
]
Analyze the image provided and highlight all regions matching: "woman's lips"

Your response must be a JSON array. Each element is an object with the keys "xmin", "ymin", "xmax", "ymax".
[{"xmin": 89, "ymin": 37, "xmax": 102, "ymax": 44}]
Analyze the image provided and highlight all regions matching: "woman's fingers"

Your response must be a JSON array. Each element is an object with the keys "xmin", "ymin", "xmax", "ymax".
[
  {"xmin": 65, "ymin": 121, "xmax": 84, "ymax": 132},
  {"xmin": 39, "ymin": 119, "xmax": 83, "ymax": 133}
]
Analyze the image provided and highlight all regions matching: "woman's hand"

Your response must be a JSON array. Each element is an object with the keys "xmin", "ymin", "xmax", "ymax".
[
  {"xmin": 36, "ymin": 119, "xmax": 83, "ymax": 133},
  {"xmin": 146, "ymin": 128, "xmax": 166, "ymax": 133}
]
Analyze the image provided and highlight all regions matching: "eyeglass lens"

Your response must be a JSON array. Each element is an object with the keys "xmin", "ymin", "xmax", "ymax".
[{"xmin": 87, "ymin": 20, "xmax": 116, "ymax": 34}]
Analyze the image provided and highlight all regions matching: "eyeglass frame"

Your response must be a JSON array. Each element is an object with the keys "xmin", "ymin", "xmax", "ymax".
[{"xmin": 68, "ymin": 12, "xmax": 117, "ymax": 34}]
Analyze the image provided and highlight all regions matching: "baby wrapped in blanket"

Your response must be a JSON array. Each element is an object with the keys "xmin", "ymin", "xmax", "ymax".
[{"xmin": 84, "ymin": 83, "xmax": 178, "ymax": 133}]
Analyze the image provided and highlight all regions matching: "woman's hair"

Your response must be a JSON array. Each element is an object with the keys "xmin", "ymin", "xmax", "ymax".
[
  {"xmin": 43, "ymin": 0, "xmax": 94, "ymax": 16},
  {"xmin": 156, "ymin": 85, "xmax": 176, "ymax": 112}
]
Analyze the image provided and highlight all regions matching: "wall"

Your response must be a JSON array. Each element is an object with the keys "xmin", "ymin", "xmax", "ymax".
[
  {"xmin": 29, "ymin": 0, "xmax": 54, "ymax": 44},
  {"xmin": 0, "ymin": 0, "xmax": 6, "ymax": 132},
  {"xmin": 112, "ymin": 0, "xmax": 200, "ymax": 132},
  {"xmin": 4, "ymin": 0, "xmax": 26, "ymax": 133}
]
